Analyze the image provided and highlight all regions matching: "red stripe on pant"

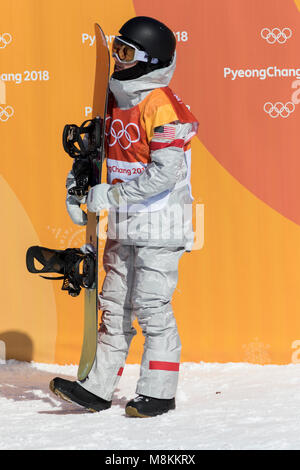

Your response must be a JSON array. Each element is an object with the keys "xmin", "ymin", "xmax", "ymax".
[
  {"xmin": 117, "ymin": 367, "xmax": 124, "ymax": 376},
  {"xmin": 149, "ymin": 361, "xmax": 180, "ymax": 372}
]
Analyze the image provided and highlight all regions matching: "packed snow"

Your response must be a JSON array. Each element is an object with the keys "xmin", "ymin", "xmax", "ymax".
[{"xmin": 0, "ymin": 360, "xmax": 300, "ymax": 450}]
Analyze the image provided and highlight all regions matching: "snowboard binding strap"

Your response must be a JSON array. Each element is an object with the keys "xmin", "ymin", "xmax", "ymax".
[
  {"xmin": 26, "ymin": 246, "xmax": 95, "ymax": 297},
  {"xmin": 63, "ymin": 117, "xmax": 102, "ymax": 198},
  {"xmin": 62, "ymin": 118, "xmax": 101, "ymax": 159}
]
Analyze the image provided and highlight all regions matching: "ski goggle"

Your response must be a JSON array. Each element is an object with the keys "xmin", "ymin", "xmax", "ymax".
[{"xmin": 112, "ymin": 36, "xmax": 159, "ymax": 64}]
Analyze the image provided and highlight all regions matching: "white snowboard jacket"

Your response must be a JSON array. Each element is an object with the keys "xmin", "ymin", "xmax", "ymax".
[{"xmin": 105, "ymin": 54, "xmax": 199, "ymax": 250}]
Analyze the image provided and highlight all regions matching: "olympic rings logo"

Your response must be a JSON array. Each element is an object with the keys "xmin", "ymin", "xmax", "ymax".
[
  {"xmin": 105, "ymin": 117, "xmax": 140, "ymax": 150},
  {"xmin": 0, "ymin": 105, "xmax": 14, "ymax": 122},
  {"xmin": 0, "ymin": 33, "xmax": 12, "ymax": 49},
  {"xmin": 263, "ymin": 101, "xmax": 295, "ymax": 118},
  {"xmin": 260, "ymin": 28, "xmax": 292, "ymax": 44}
]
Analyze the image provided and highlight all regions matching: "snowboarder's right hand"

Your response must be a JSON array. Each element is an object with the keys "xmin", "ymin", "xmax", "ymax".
[{"xmin": 66, "ymin": 171, "xmax": 87, "ymax": 226}]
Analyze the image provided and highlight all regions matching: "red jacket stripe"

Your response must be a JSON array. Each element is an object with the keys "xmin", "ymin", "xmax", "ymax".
[{"xmin": 150, "ymin": 139, "xmax": 185, "ymax": 151}]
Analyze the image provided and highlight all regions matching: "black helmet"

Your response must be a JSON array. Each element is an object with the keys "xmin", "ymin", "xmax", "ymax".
[{"xmin": 119, "ymin": 16, "xmax": 176, "ymax": 64}]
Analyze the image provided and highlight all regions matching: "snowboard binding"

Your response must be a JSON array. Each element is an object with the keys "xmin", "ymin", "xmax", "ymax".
[
  {"xmin": 63, "ymin": 117, "xmax": 102, "ymax": 198},
  {"xmin": 26, "ymin": 246, "xmax": 96, "ymax": 297}
]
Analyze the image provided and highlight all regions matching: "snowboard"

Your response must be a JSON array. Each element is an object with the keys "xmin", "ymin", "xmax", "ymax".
[
  {"xmin": 77, "ymin": 23, "xmax": 110, "ymax": 381},
  {"xmin": 26, "ymin": 23, "xmax": 110, "ymax": 381}
]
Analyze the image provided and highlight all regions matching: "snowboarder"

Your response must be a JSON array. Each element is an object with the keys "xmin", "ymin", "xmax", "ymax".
[{"xmin": 50, "ymin": 16, "xmax": 198, "ymax": 417}]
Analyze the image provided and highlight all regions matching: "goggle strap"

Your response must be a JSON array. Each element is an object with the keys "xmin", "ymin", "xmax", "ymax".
[{"xmin": 135, "ymin": 50, "xmax": 159, "ymax": 64}]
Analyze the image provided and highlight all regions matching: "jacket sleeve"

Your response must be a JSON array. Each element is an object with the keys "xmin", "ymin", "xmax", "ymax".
[{"xmin": 107, "ymin": 121, "xmax": 194, "ymax": 207}]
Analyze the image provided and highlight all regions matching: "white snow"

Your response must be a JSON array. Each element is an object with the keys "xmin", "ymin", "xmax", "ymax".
[{"xmin": 0, "ymin": 360, "xmax": 300, "ymax": 450}]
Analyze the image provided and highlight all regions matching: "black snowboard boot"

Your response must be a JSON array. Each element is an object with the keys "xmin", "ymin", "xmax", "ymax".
[
  {"xmin": 49, "ymin": 377, "xmax": 111, "ymax": 413},
  {"xmin": 125, "ymin": 394, "xmax": 176, "ymax": 418}
]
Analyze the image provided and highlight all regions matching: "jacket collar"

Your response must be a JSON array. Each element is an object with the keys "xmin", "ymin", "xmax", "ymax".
[{"xmin": 109, "ymin": 53, "xmax": 177, "ymax": 109}]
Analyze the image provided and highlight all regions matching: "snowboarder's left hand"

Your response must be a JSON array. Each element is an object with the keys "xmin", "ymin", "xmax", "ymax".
[
  {"xmin": 87, "ymin": 183, "xmax": 111, "ymax": 213},
  {"xmin": 66, "ymin": 170, "xmax": 87, "ymax": 226}
]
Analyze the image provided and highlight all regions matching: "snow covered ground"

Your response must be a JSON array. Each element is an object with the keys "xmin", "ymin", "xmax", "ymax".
[{"xmin": 0, "ymin": 360, "xmax": 300, "ymax": 450}]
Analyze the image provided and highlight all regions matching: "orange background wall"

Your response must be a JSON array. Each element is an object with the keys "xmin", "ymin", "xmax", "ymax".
[{"xmin": 1, "ymin": 0, "xmax": 300, "ymax": 366}]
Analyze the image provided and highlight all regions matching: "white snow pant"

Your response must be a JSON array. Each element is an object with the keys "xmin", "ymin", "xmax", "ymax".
[{"xmin": 80, "ymin": 238, "xmax": 185, "ymax": 401}]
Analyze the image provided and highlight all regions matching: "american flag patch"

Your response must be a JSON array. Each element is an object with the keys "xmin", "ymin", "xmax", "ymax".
[{"xmin": 153, "ymin": 125, "xmax": 176, "ymax": 140}]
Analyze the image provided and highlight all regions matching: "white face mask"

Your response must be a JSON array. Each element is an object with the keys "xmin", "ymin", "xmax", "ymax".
[{"xmin": 109, "ymin": 53, "xmax": 177, "ymax": 109}]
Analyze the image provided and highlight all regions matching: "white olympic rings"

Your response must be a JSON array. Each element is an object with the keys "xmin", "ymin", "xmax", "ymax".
[
  {"xmin": 0, "ymin": 105, "xmax": 14, "ymax": 122},
  {"xmin": 260, "ymin": 28, "xmax": 292, "ymax": 44},
  {"xmin": 105, "ymin": 117, "xmax": 140, "ymax": 150},
  {"xmin": 263, "ymin": 101, "xmax": 295, "ymax": 118},
  {"xmin": 0, "ymin": 33, "xmax": 12, "ymax": 49}
]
